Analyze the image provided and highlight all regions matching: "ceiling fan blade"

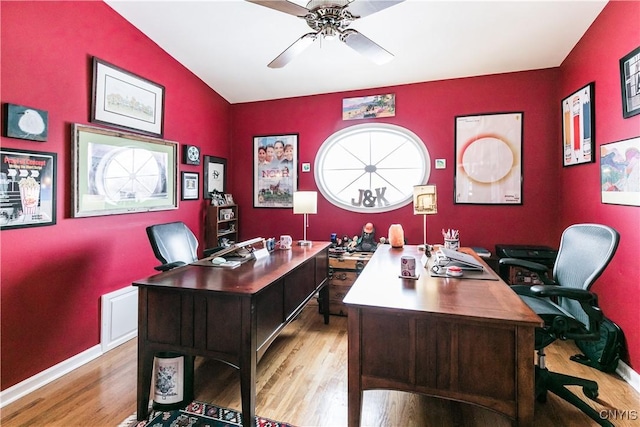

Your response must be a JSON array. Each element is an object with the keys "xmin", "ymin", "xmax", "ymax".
[
  {"xmin": 340, "ymin": 29, "xmax": 393, "ymax": 65},
  {"xmin": 246, "ymin": 0, "xmax": 310, "ymax": 17},
  {"xmin": 268, "ymin": 33, "xmax": 318, "ymax": 68},
  {"xmin": 346, "ymin": 0, "xmax": 405, "ymax": 18}
]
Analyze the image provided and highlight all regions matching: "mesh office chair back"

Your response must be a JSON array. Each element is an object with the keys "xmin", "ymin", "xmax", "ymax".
[
  {"xmin": 552, "ymin": 223, "xmax": 620, "ymax": 327},
  {"xmin": 146, "ymin": 221, "xmax": 199, "ymax": 267}
]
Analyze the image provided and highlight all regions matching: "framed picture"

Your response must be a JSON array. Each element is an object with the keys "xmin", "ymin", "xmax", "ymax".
[
  {"xmin": 224, "ymin": 193, "xmax": 234, "ymax": 205},
  {"xmin": 0, "ymin": 148, "xmax": 56, "ymax": 230},
  {"xmin": 204, "ymin": 156, "xmax": 226, "ymax": 199},
  {"xmin": 455, "ymin": 112, "xmax": 523, "ymax": 205},
  {"xmin": 342, "ymin": 94, "xmax": 396, "ymax": 120},
  {"xmin": 3, "ymin": 103, "xmax": 48, "ymax": 141},
  {"xmin": 620, "ymin": 46, "xmax": 640, "ymax": 119},
  {"xmin": 71, "ymin": 123, "xmax": 178, "ymax": 217},
  {"xmin": 561, "ymin": 82, "xmax": 595, "ymax": 166},
  {"xmin": 181, "ymin": 172, "xmax": 199, "ymax": 200},
  {"xmin": 91, "ymin": 57, "xmax": 165, "ymax": 137},
  {"xmin": 601, "ymin": 136, "xmax": 640, "ymax": 206},
  {"xmin": 253, "ymin": 134, "xmax": 298, "ymax": 208}
]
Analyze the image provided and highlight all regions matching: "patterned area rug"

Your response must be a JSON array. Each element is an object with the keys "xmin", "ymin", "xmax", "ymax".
[{"xmin": 119, "ymin": 401, "xmax": 296, "ymax": 427}]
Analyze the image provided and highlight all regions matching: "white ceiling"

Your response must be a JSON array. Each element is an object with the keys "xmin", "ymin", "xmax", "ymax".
[{"xmin": 105, "ymin": 0, "xmax": 608, "ymax": 104}]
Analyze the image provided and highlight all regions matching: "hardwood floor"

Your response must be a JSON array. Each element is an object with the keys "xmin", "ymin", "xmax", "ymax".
[{"xmin": 2, "ymin": 300, "xmax": 639, "ymax": 427}]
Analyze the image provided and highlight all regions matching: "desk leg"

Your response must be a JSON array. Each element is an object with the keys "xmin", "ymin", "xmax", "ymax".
[
  {"xmin": 516, "ymin": 326, "xmax": 535, "ymax": 427},
  {"xmin": 136, "ymin": 345, "xmax": 155, "ymax": 420},
  {"xmin": 347, "ymin": 307, "xmax": 362, "ymax": 427},
  {"xmin": 319, "ymin": 283, "xmax": 330, "ymax": 325},
  {"xmin": 239, "ymin": 298, "xmax": 257, "ymax": 423}
]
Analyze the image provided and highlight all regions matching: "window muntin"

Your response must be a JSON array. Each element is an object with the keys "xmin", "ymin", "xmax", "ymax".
[{"xmin": 314, "ymin": 123, "xmax": 430, "ymax": 213}]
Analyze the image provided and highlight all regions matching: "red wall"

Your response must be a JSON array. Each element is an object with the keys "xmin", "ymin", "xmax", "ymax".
[
  {"xmin": 558, "ymin": 0, "xmax": 640, "ymax": 369},
  {"xmin": 1, "ymin": 0, "xmax": 638, "ymax": 394},
  {"xmin": 1, "ymin": 1, "xmax": 230, "ymax": 389},
  {"xmin": 231, "ymin": 69, "xmax": 562, "ymax": 250}
]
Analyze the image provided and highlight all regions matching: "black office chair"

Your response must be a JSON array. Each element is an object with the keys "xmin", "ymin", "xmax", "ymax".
[
  {"xmin": 499, "ymin": 223, "xmax": 619, "ymax": 427},
  {"xmin": 146, "ymin": 221, "xmax": 221, "ymax": 271}
]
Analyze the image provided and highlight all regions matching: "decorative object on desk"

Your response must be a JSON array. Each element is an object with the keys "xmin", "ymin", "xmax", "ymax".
[
  {"xmin": 388, "ymin": 223, "xmax": 404, "ymax": 248},
  {"xmin": 600, "ymin": 136, "xmax": 640, "ymax": 206},
  {"xmin": 620, "ymin": 46, "xmax": 640, "ymax": 119},
  {"xmin": 561, "ymin": 82, "xmax": 595, "ymax": 167},
  {"xmin": 413, "ymin": 184, "xmax": 437, "ymax": 252},
  {"xmin": 446, "ymin": 266, "xmax": 463, "ymax": 277},
  {"xmin": 0, "ymin": 148, "xmax": 56, "ymax": 230},
  {"xmin": 443, "ymin": 229, "xmax": 459, "ymax": 250},
  {"xmin": 204, "ymin": 156, "xmax": 226, "ymax": 199},
  {"xmin": 91, "ymin": 57, "xmax": 164, "ymax": 137},
  {"xmin": 400, "ymin": 255, "xmax": 417, "ymax": 278},
  {"xmin": 355, "ymin": 222, "xmax": 377, "ymax": 252},
  {"xmin": 71, "ymin": 124, "xmax": 177, "ymax": 218},
  {"xmin": 253, "ymin": 134, "xmax": 298, "ymax": 208},
  {"xmin": 455, "ymin": 112, "xmax": 523, "ymax": 204},
  {"xmin": 293, "ymin": 190, "xmax": 317, "ymax": 246},
  {"xmin": 3, "ymin": 103, "xmax": 48, "ymax": 141},
  {"xmin": 279, "ymin": 235, "xmax": 292, "ymax": 250},
  {"xmin": 181, "ymin": 172, "xmax": 199, "ymax": 200},
  {"xmin": 119, "ymin": 400, "xmax": 295, "ymax": 427},
  {"xmin": 182, "ymin": 144, "xmax": 200, "ymax": 165}
]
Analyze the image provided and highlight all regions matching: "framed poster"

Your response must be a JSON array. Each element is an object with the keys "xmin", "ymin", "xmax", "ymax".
[
  {"xmin": 253, "ymin": 134, "xmax": 298, "ymax": 208},
  {"xmin": 601, "ymin": 137, "xmax": 640, "ymax": 206},
  {"xmin": 204, "ymin": 156, "xmax": 226, "ymax": 198},
  {"xmin": 0, "ymin": 148, "xmax": 56, "ymax": 229},
  {"xmin": 455, "ymin": 112, "xmax": 523, "ymax": 205},
  {"xmin": 620, "ymin": 46, "xmax": 640, "ymax": 119},
  {"xmin": 91, "ymin": 57, "xmax": 165, "ymax": 137},
  {"xmin": 181, "ymin": 172, "xmax": 199, "ymax": 201},
  {"xmin": 561, "ymin": 82, "xmax": 595, "ymax": 166},
  {"xmin": 71, "ymin": 123, "xmax": 178, "ymax": 217}
]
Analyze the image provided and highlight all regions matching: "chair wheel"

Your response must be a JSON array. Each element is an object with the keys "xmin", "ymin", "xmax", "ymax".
[{"xmin": 583, "ymin": 386, "xmax": 598, "ymax": 400}]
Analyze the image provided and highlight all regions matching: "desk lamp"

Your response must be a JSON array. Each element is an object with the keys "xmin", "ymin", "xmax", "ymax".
[
  {"xmin": 293, "ymin": 191, "xmax": 317, "ymax": 246},
  {"xmin": 413, "ymin": 185, "xmax": 437, "ymax": 251}
]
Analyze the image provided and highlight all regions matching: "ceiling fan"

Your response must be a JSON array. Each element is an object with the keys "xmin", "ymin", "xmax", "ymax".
[{"xmin": 247, "ymin": 0, "xmax": 405, "ymax": 68}]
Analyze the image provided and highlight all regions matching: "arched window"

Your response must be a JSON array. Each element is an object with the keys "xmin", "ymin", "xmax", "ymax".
[{"xmin": 314, "ymin": 123, "xmax": 431, "ymax": 213}]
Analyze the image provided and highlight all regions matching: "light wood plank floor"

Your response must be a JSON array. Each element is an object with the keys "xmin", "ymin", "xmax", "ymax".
[{"xmin": 2, "ymin": 300, "xmax": 639, "ymax": 426}]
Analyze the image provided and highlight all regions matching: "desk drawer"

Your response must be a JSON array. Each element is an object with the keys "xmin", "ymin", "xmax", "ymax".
[{"xmin": 329, "ymin": 253, "xmax": 372, "ymax": 271}]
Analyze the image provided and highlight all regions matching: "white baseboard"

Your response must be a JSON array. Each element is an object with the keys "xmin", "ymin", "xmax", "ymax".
[
  {"xmin": 617, "ymin": 360, "xmax": 640, "ymax": 394},
  {"xmin": 0, "ymin": 344, "xmax": 102, "ymax": 408}
]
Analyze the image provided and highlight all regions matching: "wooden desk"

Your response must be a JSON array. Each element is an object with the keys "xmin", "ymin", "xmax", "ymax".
[
  {"xmin": 343, "ymin": 245, "xmax": 542, "ymax": 426},
  {"xmin": 133, "ymin": 243, "xmax": 330, "ymax": 421}
]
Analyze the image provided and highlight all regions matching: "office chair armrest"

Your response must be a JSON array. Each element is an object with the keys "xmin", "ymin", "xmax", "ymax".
[
  {"xmin": 154, "ymin": 261, "xmax": 187, "ymax": 271},
  {"xmin": 529, "ymin": 285, "xmax": 597, "ymax": 303}
]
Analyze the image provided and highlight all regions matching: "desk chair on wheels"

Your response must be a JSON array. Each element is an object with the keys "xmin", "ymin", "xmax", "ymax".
[
  {"xmin": 146, "ymin": 221, "xmax": 221, "ymax": 271},
  {"xmin": 499, "ymin": 223, "xmax": 620, "ymax": 427}
]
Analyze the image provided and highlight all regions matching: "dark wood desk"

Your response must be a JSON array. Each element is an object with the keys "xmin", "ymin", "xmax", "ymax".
[
  {"xmin": 343, "ymin": 245, "xmax": 543, "ymax": 426},
  {"xmin": 133, "ymin": 243, "xmax": 330, "ymax": 421}
]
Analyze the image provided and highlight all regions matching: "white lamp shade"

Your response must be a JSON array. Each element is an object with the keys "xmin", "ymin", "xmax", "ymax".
[{"xmin": 293, "ymin": 191, "xmax": 318, "ymax": 214}]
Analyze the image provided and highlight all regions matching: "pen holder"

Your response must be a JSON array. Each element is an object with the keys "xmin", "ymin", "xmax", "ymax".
[{"xmin": 444, "ymin": 238, "xmax": 460, "ymax": 250}]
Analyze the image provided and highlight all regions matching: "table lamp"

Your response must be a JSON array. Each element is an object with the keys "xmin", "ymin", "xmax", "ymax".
[
  {"xmin": 293, "ymin": 191, "xmax": 317, "ymax": 246},
  {"xmin": 413, "ymin": 184, "xmax": 437, "ymax": 251}
]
